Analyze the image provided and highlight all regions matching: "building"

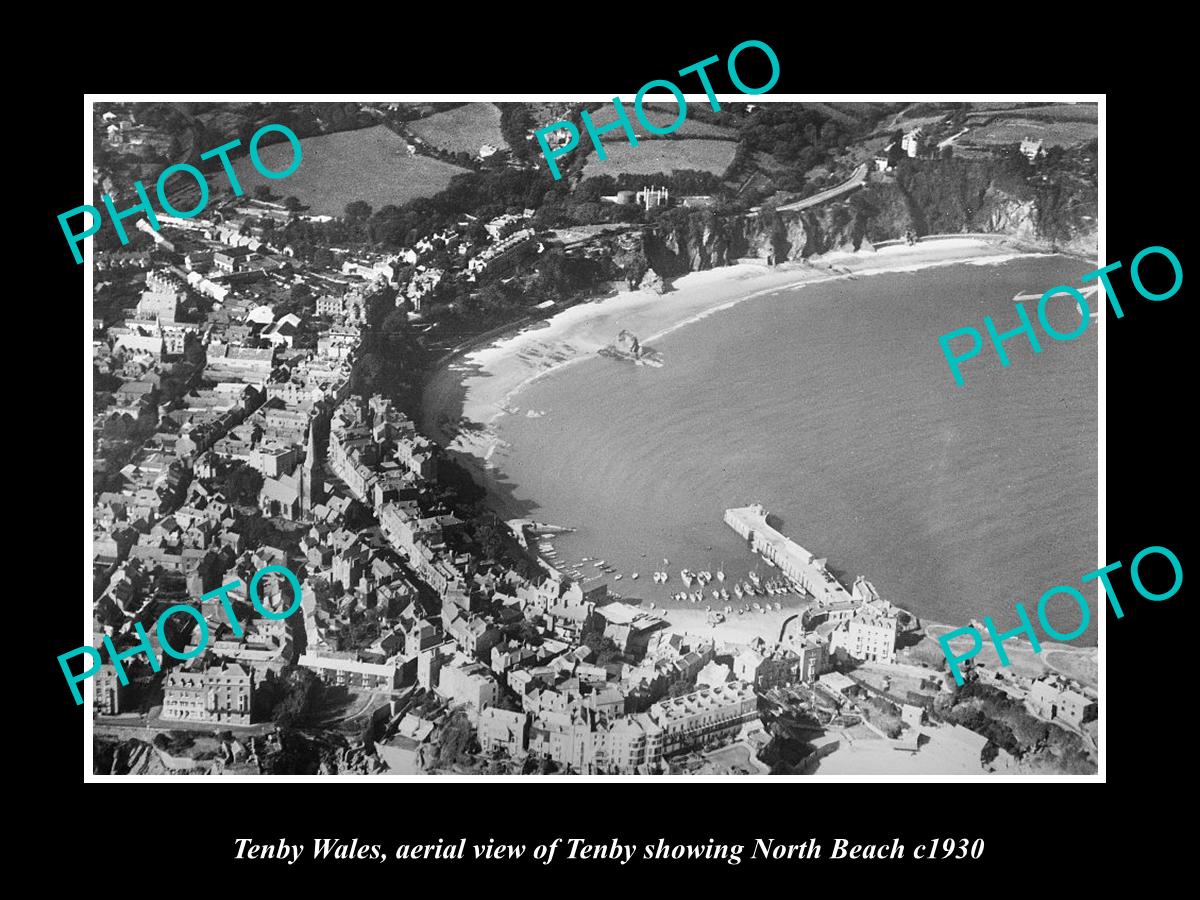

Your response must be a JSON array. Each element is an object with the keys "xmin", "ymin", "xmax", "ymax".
[
  {"xmin": 297, "ymin": 653, "xmax": 399, "ymax": 690},
  {"xmin": 94, "ymin": 663, "xmax": 125, "ymax": 715},
  {"xmin": 901, "ymin": 128, "xmax": 922, "ymax": 157},
  {"xmin": 829, "ymin": 609, "xmax": 898, "ymax": 664},
  {"xmin": 1019, "ymin": 137, "xmax": 1045, "ymax": 161},
  {"xmin": 477, "ymin": 707, "xmax": 530, "ymax": 756},
  {"xmin": 161, "ymin": 661, "xmax": 254, "ymax": 724},
  {"xmin": 1025, "ymin": 676, "xmax": 1096, "ymax": 728},
  {"xmin": 375, "ymin": 713, "xmax": 436, "ymax": 774},
  {"xmin": 646, "ymin": 680, "xmax": 759, "ymax": 757},
  {"xmin": 636, "ymin": 185, "xmax": 669, "ymax": 210},
  {"xmin": 214, "ymin": 246, "xmax": 253, "ymax": 273},
  {"xmin": 437, "ymin": 660, "xmax": 498, "ymax": 710},
  {"xmin": 135, "ymin": 270, "xmax": 190, "ymax": 322}
]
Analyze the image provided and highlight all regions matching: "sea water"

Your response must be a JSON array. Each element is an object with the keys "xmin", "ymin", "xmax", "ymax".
[{"xmin": 482, "ymin": 256, "xmax": 1099, "ymax": 641}]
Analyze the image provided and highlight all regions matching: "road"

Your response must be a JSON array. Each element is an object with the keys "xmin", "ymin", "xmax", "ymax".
[{"xmin": 772, "ymin": 163, "xmax": 869, "ymax": 214}]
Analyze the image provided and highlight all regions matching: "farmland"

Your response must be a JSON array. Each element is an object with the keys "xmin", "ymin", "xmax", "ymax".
[
  {"xmin": 966, "ymin": 118, "xmax": 1097, "ymax": 148},
  {"xmin": 231, "ymin": 125, "xmax": 470, "ymax": 217},
  {"xmin": 581, "ymin": 138, "xmax": 737, "ymax": 178},
  {"xmin": 586, "ymin": 102, "xmax": 738, "ymax": 142},
  {"xmin": 407, "ymin": 103, "xmax": 508, "ymax": 154}
]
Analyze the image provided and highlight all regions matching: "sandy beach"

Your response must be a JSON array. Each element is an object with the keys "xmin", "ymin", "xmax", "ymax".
[{"xmin": 421, "ymin": 237, "xmax": 1053, "ymax": 473}]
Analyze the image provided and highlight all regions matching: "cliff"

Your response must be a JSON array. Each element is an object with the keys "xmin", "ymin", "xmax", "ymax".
[{"xmin": 617, "ymin": 157, "xmax": 1096, "ymax": 281}]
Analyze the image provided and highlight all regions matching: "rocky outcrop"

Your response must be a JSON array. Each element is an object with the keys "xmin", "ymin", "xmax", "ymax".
[
  {"xmin": 616, "ymin": 330, "xmax": 640, "ymax": 357},
  {"xmin": 611, "ymin": 159, "xmax": 1096, "ymax": 284},
  {"xmin": 639, "ymin": 267, "xmax": 665, "ymax": 294}
]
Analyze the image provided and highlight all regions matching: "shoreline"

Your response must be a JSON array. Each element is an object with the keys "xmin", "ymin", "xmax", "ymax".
[
  {"xmin": 420, "ymin": 236, "xmax": 1058, "ymax": 475},
  {"xmin": 417, "ymin": 237, "xmax": 1098, "ymax": 670}
]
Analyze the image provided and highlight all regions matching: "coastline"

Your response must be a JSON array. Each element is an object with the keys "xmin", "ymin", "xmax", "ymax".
[
  {"xmin": 418, "ymin": 236, "xmax": 1098, "ymax": 673},
  {"xmin": 420, "ymin": 236, "xmax": 1056, "ymax": 479}
]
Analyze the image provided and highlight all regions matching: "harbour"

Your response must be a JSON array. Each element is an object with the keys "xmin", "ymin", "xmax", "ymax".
[{"xmin": 465, "ymin": 255, "xmax": 1098, "ymax": 640}]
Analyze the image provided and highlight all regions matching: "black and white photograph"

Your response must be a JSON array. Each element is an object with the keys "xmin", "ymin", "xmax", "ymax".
[{"xmin": 78, "ymin": 93, "xmax": 1109, "ymax": 780}]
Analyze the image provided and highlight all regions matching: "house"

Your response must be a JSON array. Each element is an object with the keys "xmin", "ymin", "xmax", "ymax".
[
  {"xmin": 94, "ymin": 663, "xmax": 126, "ymax": 715},
  {"xmin": 901, "ymin": 128, "xmax": 922, "ymax": 157},
  {"xmin": 437, "ymin": 660, "xmax": 498, "ymax": 710},
  {"xmin": 375, "ymin": 713, "xmax": 437, "ymax": 774},
  {"xmin": 297, "ymin": 653, "xmax": 399, "ymax": 690},
  {"xmin": 1020, "ymin": 137, "xmax": 1045, "ymax": 161},
  {"xmin": 214, "ymin": 246, "xmax": 254, "ymax": 273},
  {"xmin": 1025, "ymin": 676, "xmax": 1096, "ymax": 728},
  {"xmin": 161, "ymin": 661, "xmax": 254, "ymax": 724},
  {"xmin": 477, "ymin": 707, "xmax": 530, "ymax": 756},
  {"xmin": 828, "ymin": 608, "xmax": 897, "ymax": 664},
  {"xmin": 636, "ymin": 185, "xmax": 669, "ymax": 210}
]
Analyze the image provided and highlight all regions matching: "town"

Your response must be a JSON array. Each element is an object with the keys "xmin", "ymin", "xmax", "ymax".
[{"xmin": 89, "ymin": 99, "xmax": 1100, "ymax": 776}]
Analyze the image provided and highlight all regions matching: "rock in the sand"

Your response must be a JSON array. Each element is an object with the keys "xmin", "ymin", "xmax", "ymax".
[
  {"xmin": 639, "ymin": 267, "xmax": 666, "ymax": 294},
  {"xmin": 616, "ymin": 330, "xmax": 641, "ymax": 358}
]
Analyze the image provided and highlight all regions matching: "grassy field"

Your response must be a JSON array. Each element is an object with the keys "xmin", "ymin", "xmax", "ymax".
[
  {"xmin": 408, "ymin": 102, "xmax": 508, "ymax": 153},
  {"xmin": 582, "ymin": 138, "xmax": 737, "ymax": 177},
  {"xmin": 587, "ymin": 102, "xmax": 737, "ymax": 142},
  {"xmin": 967, "ymin": 118, "xmax": 1097, "ymax": 148},
  {"xmin": 971, "ymin": 103, "xmax": 1097, "ymax": 121},
  {"xmin": 231, "ymin": 124, "xmax": 469, "ymax": 216}
]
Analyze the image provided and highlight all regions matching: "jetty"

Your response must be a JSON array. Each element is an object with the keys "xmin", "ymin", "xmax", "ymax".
[{"xmin": 723, "ymin": 504, "xmax": 855, "ymax": 605}]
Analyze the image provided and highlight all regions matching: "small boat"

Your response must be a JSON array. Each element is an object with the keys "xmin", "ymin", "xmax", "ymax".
[
  {"xmin": 774, "ymin": 601, "xmax": 782, "ymax": 610},
  {"xmin": 748, "ymin": 571, "xmax": 761, "ymax": 588},
  {"xmin": 593, "ymin": 561, "xmax": 606, "ymax": 568},
  {"xmin": 680, "ymin": 570, "xmax": 694, "ymax": 586},
  {"xmin": 649, "ymin": 602, "xmax": 656, "ymax": 609},
  {"xmin": 711, "ymin": 590, "xmax": 721, "ymax": 600},
  {"xmin": 582, "ymin": 557, "xmax": 591, "ymax": 562},
  {"xmin": 737, "ymin": 608, "xmax": 745, "ymax": 616},
  {"xmin": 631, "ymin": 573, "xmax": 639, "ymax": 580},
  {"xmin": 733, "ymin": 584, "xmax": 744, "ymax": 599},
  {"xmin": 716, "ymin": 566, "xmax": 725, "ymax": 582},
  {"xmin": 753, "ymin": 602, "xmax": 761, "ymax": 611},
  {"xmin": 614, "ymin": 574, "xmax": 623, "ymax": 581}
]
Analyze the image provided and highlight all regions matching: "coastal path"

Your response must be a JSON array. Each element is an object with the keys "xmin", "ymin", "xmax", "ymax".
[{"xmin": 773, "ymin": 163, "xmax": 869, "ymax": 213}]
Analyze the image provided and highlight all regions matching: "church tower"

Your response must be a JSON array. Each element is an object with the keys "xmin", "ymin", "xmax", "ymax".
[{"xmin": 299, "ymin": 419, "xmax": 324, "ymax": 517}]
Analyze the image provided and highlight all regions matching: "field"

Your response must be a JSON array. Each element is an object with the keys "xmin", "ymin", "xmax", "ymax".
[
  {"xmin": 587, "ymin": 102, "xmax": 737, "ymax": 142},
  {"xmin": 966, "ymin": 118, "xmax": 1097, "ymax": 148},
  {"xmin": 970, "ymin": 103, "xmax": 1097, "ymax": 121},
  {"xmin": 231, "ymin": 125, "xmax": 469, "ymax": 216},
  {"xmin": 582, "ymin": 138, "xmax": 738, "ymax": 177},
  {"xmin": 407, "ymin": 103, "xmax": 508, "ymax": 154}
]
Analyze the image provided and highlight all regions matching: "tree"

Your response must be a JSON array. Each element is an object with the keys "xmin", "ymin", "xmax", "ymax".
[
  {"xmin": 253, "ymin": 185, "xmax": 274, "ymax": 201},
  {"xmin": 225, "ymin": 463, "xmax": 264, "ymax": 505},
  {"xmin": 284, "ymin": 196, "xmax": 303, "ymax": 211},
  {"xmin": 344, "ymin": 200, "xmax": 373, "ymax": 221},
  {"xmin": 271, "ymin": 667, "xmax": 320, "ymax": 729},
  {"xmin": 435, "ymin": 708, "xmax": 475, "ymax": 769}
]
